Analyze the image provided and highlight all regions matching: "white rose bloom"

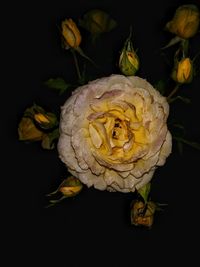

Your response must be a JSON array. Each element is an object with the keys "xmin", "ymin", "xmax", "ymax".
[{"xmin": 58, "ymin": 75, "xmax": 172, "ymax": 192}]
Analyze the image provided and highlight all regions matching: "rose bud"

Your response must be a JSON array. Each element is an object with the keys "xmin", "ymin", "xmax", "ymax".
[
  {"xmin": 119, "ymin": 34, "xmax": 139, "ymax": 76},
  {"xmin": 59, "ymin": 176, "xmax": 83, "ymax": 197},
  {"xmin": 171, "ymin": 57, "xmax": 193, "ymax": 84},
  {"xmin": 61, "ymin": 18, "xmax": 82, "ymax": 49},
  {"xmin": 18, "ymin": 117, "xmax": 44, "ymax": 141},
  {"xmin": 165, "ymin": 4, "xmax": 200, "ymax": 39},
  {"xmin": 47, "ymin": 176, "xmax": 83, "ymax": 199},
  {"xmin": 130, "ymin": 200, "xmax": 156, "ymax": 228},
  {"xmin": 34, "ymin": 112, "xmax": 58, "ymax": 130},
  {"xmin": 79, "ymin": 9, "xmax": 117, "ymax": 34}
]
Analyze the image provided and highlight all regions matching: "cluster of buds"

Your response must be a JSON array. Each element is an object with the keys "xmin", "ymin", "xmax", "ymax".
[
  {"xmin": 164, "ymin": 4, "xmax": 199, "ymax": 93},
  {"xmin": 18, "ymin": 104, "xmax": 59, "ymax": 149}
]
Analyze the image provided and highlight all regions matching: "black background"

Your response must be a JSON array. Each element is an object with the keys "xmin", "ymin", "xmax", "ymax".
[{"xmin": 5, "ymin": 0, "xmax": 200, "ymax": 266}]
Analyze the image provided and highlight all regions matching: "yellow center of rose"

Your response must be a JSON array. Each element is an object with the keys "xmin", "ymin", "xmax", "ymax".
[{"xmin": 88, "ymin": 100, "xmax": 148, "ymax": 163}]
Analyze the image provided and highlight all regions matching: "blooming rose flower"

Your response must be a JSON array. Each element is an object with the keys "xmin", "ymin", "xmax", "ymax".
[{"xmin": 58, "ymin": 75, "xmax": 172, "ymax": 192}]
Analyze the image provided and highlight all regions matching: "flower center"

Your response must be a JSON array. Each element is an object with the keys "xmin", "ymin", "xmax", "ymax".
[{"xmin": 88, "ymin": 101, "xmax": 149, "ymax": 163}]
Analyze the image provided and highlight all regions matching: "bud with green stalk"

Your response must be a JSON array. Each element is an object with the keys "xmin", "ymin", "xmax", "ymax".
[
  {"xmin": 119, "ymin": 27, "xmax": 139, "ymax": 76},
  {"xmin": 46, "ymin": 176, "xmax": 83, "ymax": 208},
  {"xmin": 130, "ymin": 183, "xmax": 167, "ymax": 228},
  {"xmin": 61, "ymin": 17, "xmax": 97, "ymax": 84}
]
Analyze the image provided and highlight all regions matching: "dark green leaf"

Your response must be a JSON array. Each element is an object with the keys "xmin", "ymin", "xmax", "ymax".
[
  {"xmin": 44, "ymin": 78, "xmax": 71, "ymax": 94},
  {"xmin": 170, "ymin": 122, "xmax": 186, "ymax": 137},
  {"xmin": 41, "ymin": 128, "xmax": 59, "ymax": 150},
  {"xmin": 154, "ymin": 80, "xmax": 166, "ymax": 95},
  {"xmin": 173, "ymin": 136, "xmax": 200, "ymax": 150},
  {"xmin": 169, "ymin": 95, "xmax": 191, "ymax": 104},
  {"xmin": 177, "ymin": 141, "xmax": 183, "ymax": 155}
]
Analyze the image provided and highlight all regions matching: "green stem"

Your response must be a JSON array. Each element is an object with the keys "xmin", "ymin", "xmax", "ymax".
[
  {"xmin": 167, "ymin": 84, "xmax": 180, "ymax": 102},
  {"xmin": 181, "ymin": 39, "xmax": 189, "ymax": 57},
  {"xmin": 71, "ymin": 49, "xmax": 81, "ymax": 81}
]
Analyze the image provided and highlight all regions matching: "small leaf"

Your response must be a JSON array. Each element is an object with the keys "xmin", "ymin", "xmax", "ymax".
[
  {"xmin": 169, "ymin": 95, "xmax": 191, "ymax": 104},
  {"xmin": 44, "ymin": 78, "xmax": 72, "ymax": 94},
  {"xmin": 177, "ymin": 141, "xmax": 183, "ymax": 155},
  {"xmin": 41, "ymin": 128, "xmax": 59, "ymax": 150},
  {"xmin": 173, "ymin": 136, "xmax": 200, "ymax": 150},
  {"xmin": 154, "ymin": 80, "xmax": 166, "ymax": 95},
  {"xmin": 137, "ymin": 183, "xmax": 151, "ymax": 204}
]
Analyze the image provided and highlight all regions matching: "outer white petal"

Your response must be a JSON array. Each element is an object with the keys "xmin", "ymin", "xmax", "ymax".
[
  {"xmin": 57, "ymin": 134, "xmax": 83, "ymax": 172},
  {"xmin": 135, "ymin": 168, "xmax": 156, "ymax": 190},
  {"xmin": 157, "ymin": 131, "xmax": 172, "ymax": 166}
]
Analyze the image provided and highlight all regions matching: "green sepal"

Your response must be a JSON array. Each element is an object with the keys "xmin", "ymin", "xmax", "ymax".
[
  {"xmin": 41, "ymin": 128, "xmax": 59, "ymax": 150},
  {"xmin": 137, "ymin": 183, "xmax": 151, "ymax": 204},
  {"xmin": 161, "ymin": 36, "xmax": 182, "ymax": 50}
]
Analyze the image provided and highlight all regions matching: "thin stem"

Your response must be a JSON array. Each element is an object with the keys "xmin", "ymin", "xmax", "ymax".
[
  {"xmin": 71, "ymin": 49, "xmax": 81, "ymax": 81},
  {"xmin": 167, "ymin": 84, "xmax": 180, "ymax": 102}
]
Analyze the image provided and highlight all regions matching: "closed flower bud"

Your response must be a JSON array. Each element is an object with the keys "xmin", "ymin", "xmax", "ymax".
[
  {"xmin": 79, "ymin": 9, "xmax": 117, "ymax": 35},
  {"xmin": 18, "ymin": 117, "xmax": 44, "ymax": 141},
  {"xmin": 165, "ymin": 5, "xmax": 200, "ymax": 39},
  {"xmin": 46, "ymin": 176, "xmax": 83, "ymax": 207},
  {"xmin": 59, "ymin": 176, "xmax": 83, "ymax": 197},
  {"xmin": 61, "ymin": 18, "xmax": 82, "ymax": 49},
  {"xmin": 131, "ymin": 200, "xmax": 156, "ymax": 228},
  {"xmin": 119, "ymin": 35, "xmax": 139, "ymax": 76},
  {"xmin": 34, "ymin": 112, "xmax": 58, "ymax": 130},
  {"xmin": 171, "ymin": 57, "xmax": 193, "ymax": 84}
]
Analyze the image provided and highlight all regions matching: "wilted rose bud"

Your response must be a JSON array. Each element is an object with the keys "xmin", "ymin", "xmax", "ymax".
[
  {"xmin": 18, "ymin": 117, "xmax": 44, "ymax": 141},
  {"xmin": 165, "ymin": 5, "xmax": 200, "ymax": 39},
  {"xmin": 79, "ymin": 9, "xmax": 117, "ymax": 35},
  {"xmin": 119, "ymin": 35, "xmax": 139, "ymax": 76},
  {"xmin": 171, "ymin": 57, "xmax": 193, "ymax": 84},
  {"xmin": 61, "ymin": 18, "xmax": 82, "ymax": 49},
  {"xmin": 131, "ymin": 200, "xmax": 156, "ymax": 228}
]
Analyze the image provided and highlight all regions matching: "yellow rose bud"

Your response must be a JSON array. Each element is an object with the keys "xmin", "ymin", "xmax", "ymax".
[
  {"xmin": 46, "ymin": 176, "xmax": 83, "ymax": 207},
  {"xmin": 119, "ymin": 38, "xmax": 139, "ymax": 76},
  {"xmin": 59, "ymin": 176, "xmax": 83, "ymax": 197},
  {"xmin": 165, "ymin": 5, "xmax": 200, "ymax": 39},
  {"xmin": 131, "ymin": 200, "xmax": 156, "ymax": 228},
  {"xmin": 18, "ymin": 117, "xmax": 44, "ymax": 141},
  {"xmin": 171, "ymin": 57, "xmax": 193, "ymax": 84},
  {"xmin": 34, "ymin": 112, "xmax": 57, "ymax": 130},
  {"xmin": 79, "ymin": 9, "xmax": 117, "ymax": 35},
  {"xmin": 34, "ymin": 113, "xmax": 50, "ymax": 124},
  {"xmin": 61, "ymin": 18, "xmax": 82, "ymax": 49}
]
